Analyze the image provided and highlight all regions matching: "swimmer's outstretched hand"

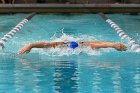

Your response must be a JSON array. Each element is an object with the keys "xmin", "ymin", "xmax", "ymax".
[
  {"xmin": 113, "ymin": 43, "xmax": 127, "ymax": 51},
  {"xmin": 18, "ymin": 44, "xmax": 32, "ymax": 54}
]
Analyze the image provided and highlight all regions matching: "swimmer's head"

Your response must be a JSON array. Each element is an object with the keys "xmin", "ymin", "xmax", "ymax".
[{"xmin": 68, "ymin": 41, "xmax": 78, "ymax": 49}]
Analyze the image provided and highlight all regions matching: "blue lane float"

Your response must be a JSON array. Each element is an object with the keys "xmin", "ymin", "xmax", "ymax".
[
  {"xmin": 0, "ymin": 12, "xmax": 35, "ymax": 50},
  {"xmin": 99, "ymin": 13, "xmax": 140, "ymax": 53}
]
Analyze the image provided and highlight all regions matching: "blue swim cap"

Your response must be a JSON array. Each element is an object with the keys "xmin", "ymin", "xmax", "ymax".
[{"xmin": 68, "ymin": 41, "xmax": 78, "ymax": 49}]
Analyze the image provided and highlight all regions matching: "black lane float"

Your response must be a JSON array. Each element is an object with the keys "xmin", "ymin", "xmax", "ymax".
[
  {"xmin": 99, "ymin": 13, "xmax": 140, "ymax": 53},
  {"xmin": 0, "ymin": 12, "xmax": 36, "ymax": 50}
]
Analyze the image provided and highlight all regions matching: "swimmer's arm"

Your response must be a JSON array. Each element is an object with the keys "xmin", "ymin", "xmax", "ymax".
[
  {"xmin": 18, "ymin": 42, "xmax": 65, "ymax": 54},
  {"xmin": 30, "ymin": 42, "xmax": 49, "ymax": 48},
  {"xmin": 85, "ymin": 42, "xmax": 127, "ymax": 51},
  {"xmin": 31, "ymin": 42, "xmax": 66, "ymax": 48}
]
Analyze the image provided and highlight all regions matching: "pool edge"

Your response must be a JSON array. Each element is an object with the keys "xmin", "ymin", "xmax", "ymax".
[{"xmin": 0, "ymin": 4, "xmax": 139, "ymax": 13}]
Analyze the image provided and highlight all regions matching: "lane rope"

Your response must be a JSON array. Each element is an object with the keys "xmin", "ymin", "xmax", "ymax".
[
  {"xmin": 0, "ymin": 12, "xmax": 36, "ymax": 50},
  {"xmin": 99, "ymin": 13, "xmax": 140, "ymax": 53}
]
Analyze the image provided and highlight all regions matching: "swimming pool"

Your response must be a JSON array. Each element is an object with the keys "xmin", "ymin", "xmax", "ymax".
[{"xmin": 0, "ymin": 13, "xmax": 140, "ymax": 93}]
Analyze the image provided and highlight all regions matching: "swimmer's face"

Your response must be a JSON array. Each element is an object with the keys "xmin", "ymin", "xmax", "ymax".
[{"xmin": 78, "ymin": 42, "xmax": 84, "ymax": 44}]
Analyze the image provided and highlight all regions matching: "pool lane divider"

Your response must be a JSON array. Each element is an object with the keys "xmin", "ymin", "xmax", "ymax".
[
  {"xmin": 99, "ymin": 13, "xmax": 140, "ymax": 53},
  {"xmin": 0, "ymin": 12, "xmax": 36, "ymax": 50}
]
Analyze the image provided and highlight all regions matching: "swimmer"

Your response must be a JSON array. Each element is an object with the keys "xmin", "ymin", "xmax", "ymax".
[{"xmin": 18, "ymin": 41, "xmax": 127, "ymax": 54}]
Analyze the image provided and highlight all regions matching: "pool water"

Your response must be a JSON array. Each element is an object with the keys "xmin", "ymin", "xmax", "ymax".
[{"xmin": 0, "ymin": 13, "xmax": 140, "ymax": 93}]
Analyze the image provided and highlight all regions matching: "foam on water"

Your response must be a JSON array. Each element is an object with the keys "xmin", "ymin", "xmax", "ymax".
[
  {"xmin": 35, "ymin": 46, "xmax": 101, "ymax": 56},
  {"xmin": 33, "ymin": 32, "xmax": 112, "ymax": 56}
]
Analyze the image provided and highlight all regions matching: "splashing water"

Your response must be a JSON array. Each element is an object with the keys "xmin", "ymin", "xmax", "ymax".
[
  {"xmin": 50, "ymin": 28, "xmax": 97, "ymax": 42},
  {"xmin": 36, "ymin": 46, "xmax": 101, "ymax": 56},
  {"xmin": 33, "ymin": 31, "xmax": 112, "ymax": 56}
]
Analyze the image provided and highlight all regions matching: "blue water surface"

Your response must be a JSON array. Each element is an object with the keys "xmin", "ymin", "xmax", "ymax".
[{"xmin": 0, "ymin": 13, "xmax": 140, "ymax": 93}]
